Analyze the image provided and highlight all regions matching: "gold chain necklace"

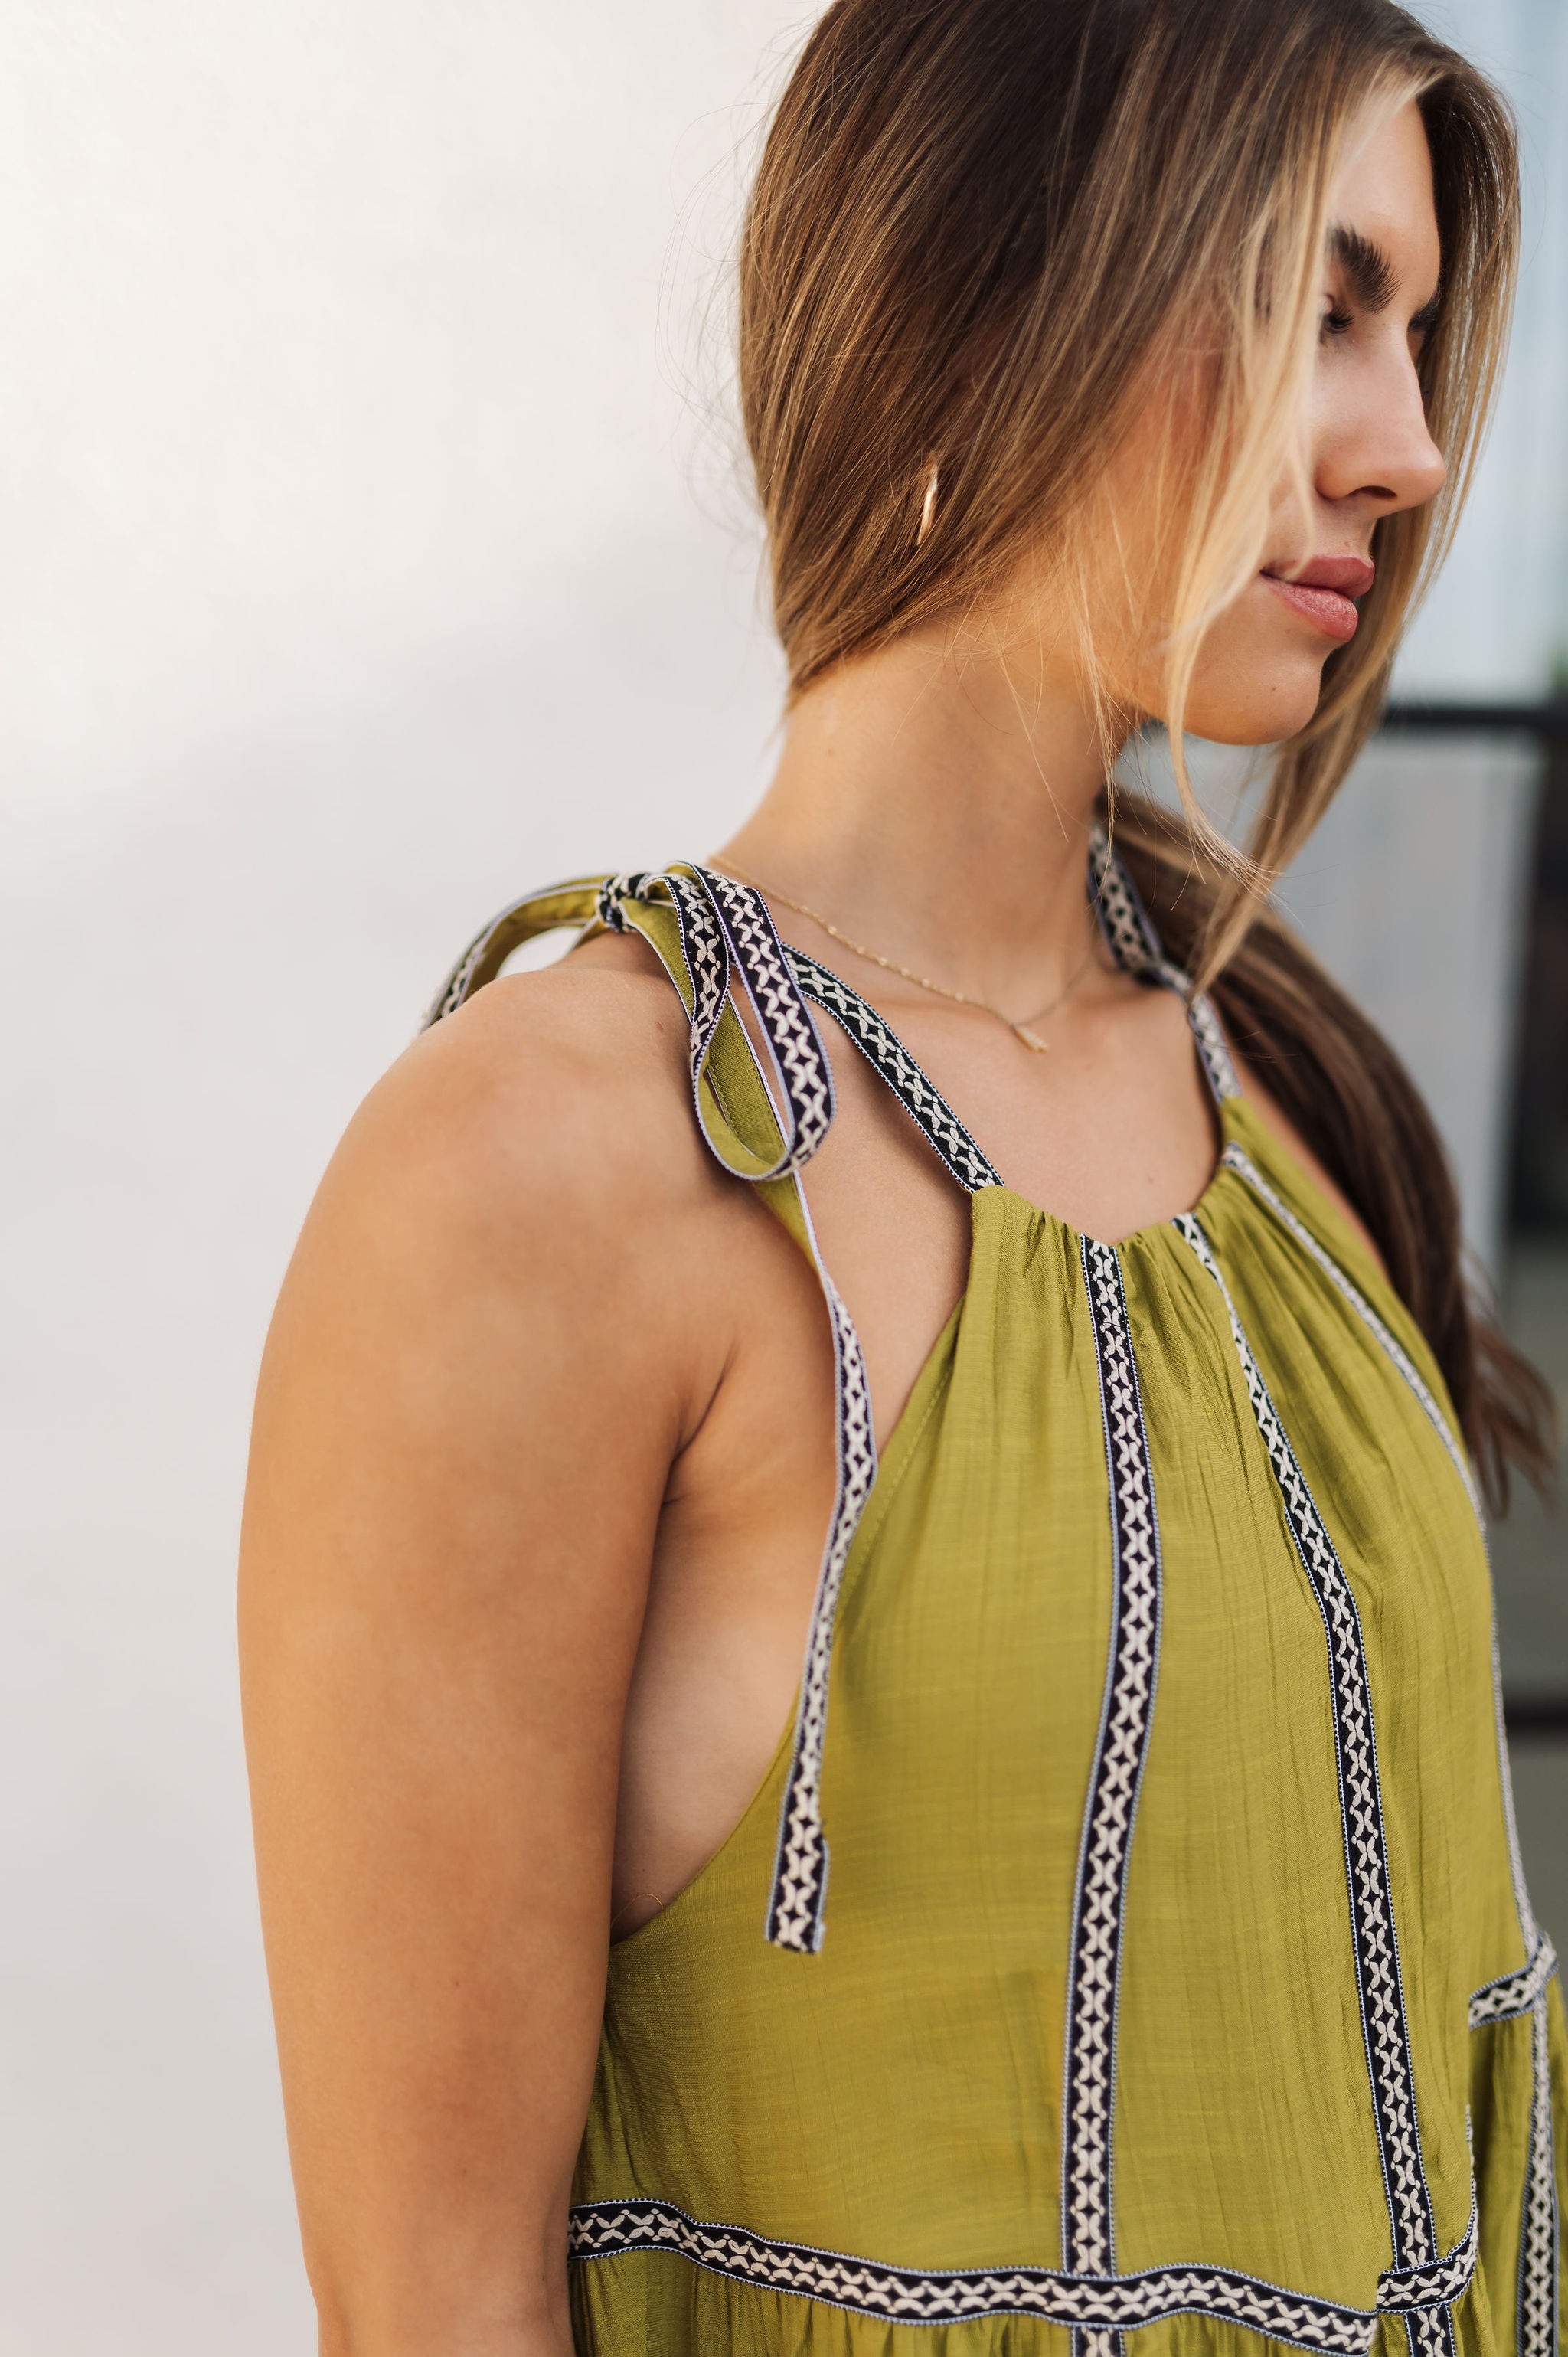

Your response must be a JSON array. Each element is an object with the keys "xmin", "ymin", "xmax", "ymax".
[{"xmin": 717, "ymin": 861, "xmax": 1102, "ymax": 1053}]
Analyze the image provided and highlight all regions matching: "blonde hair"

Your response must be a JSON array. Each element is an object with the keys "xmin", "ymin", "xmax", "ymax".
[{"xmin": 737, "ymin": 0, "xmax": 1554, "ymax": 1509}]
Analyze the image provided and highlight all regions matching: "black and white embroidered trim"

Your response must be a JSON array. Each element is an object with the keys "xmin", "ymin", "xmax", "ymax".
[
  {"xmin": 659, "ymin": 878, "xmax": 876, "ymax": 1952},
  {"xmin": 1063, "ymin": 1241, "xmax": 1162, "ymax": 2316},
  {"xmin": 1088, "ymin": 823, "xmax": 1162, "ymax": 975},
  {"xmin": 787, "ymin": 948, "xmax": 1004, "ymax": 1194},
  {"xmin": 1468, "ymin": 1935, "xmax": 1560, "ymax": 2028},
  {"xmin": 420, "ymin": 872, "xmax": 610, "ymax": 1028},
  {"xmin": 1223, "ymin": 1131, "xmax": 1560, "ymax": 2357},
  {"xmin": 765, "ymin": 1255, "xmax": 877, "ymax": 1951},
  {"xmin": 593, "ymin": 871, "xmax": 880, "ymax": 1951},
  {"xmin": 1181, "ymin": 987, "xmax": 1243, "ymax": 1107},
  {"xmin": 1220, "ymin": 1145, "xmax": 1481, "ymax": 1522},
  {"xmin": 1520, "ymin": 1999, "xmax": 1560, "ymax": 2357},
  {"xmin": 1171, "ymin": 1214, "xmax": 1452, "ymax": 2349},
  {"xmin": 1088, "ymin": 825, "xmax": 1240, "ymax": 1104},
  {"xmin": 567, "ymin": 2197, "xmax": 1478, "ymax": 2349},
  {"xmin": 693, "ymin": 867, "xmax": 839, "ymax": 1177},
  {"xmin": 1378, "ymin": 2205, "xmax": 1479, "ymax": 2312}
]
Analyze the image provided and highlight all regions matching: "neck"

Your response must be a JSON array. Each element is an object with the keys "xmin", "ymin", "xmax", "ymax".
[{"xmin": 717, "ymin": 620, "xmax": 1129, "ymax": 1012}]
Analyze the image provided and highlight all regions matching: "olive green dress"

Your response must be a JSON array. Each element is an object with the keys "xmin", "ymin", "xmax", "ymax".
[{"xmin": 428, "ymin": 836, "xmax": 1564, "ymax": 2357}]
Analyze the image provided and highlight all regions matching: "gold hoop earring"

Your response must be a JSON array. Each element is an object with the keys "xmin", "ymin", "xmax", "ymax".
[{"xmin": 916, "ymin": 461, "xmax": 939, "ymax": 545}]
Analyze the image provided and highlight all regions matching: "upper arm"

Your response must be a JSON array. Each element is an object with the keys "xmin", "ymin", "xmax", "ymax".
[{"xmin": 240, "ymin": 980, "xmax": 704, "ymax": 2352}]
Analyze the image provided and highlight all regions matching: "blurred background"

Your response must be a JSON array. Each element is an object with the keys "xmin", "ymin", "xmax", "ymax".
[{"xmin": 0, "ymin": 3, "xmax": 1562, "ymax": 2348}]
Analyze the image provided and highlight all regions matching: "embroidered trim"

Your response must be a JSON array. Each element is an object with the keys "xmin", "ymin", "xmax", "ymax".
[
  {"xmin": 1088, "ymin": 825, "xmax": 1240, "ymax": 1103},
  {"xmin": 1220, "ymin": 1145, "xmax": 1481, "ymax": 1522},
  {"xmin": 694, "ymin": 868, "xmax": 838, "ymax": 1174},
  {"xmin": 1226, "ymin": 1131, "xmax": 1547, "ymax": 1979},
  {"xmin": 1182, "ymin": 986, "xmax": 1243, "ymax": 1107},
  {"xmin": 1520, "ymin": 1997, "xmax": 1560, "ymax": 2357},
  {"xmin": 420, "ymin": 873, "xmax": 609, "ymax": 1028},
  {"xmin": 596, "ymin": 870, "xmax": 880, "ymax": 1950},
  {"xmin": 786, "ymin": 948, "xmax": 1003, "ymax": 1193},
  {"xmin": 1171, "ymin": 1214, "xmax": 1446, "ymax": 2301},
  {"xmin": 1222, "ymin": 1128, "xmax": 1560, "ymax": 2357},
  {"xmin": 657, "ymin": 878, "xmax": 874, "ymax": 1953},
  {"xmin": 766, "ymin": 1253, "xmax": 877, "ymax": 1950},
  {"xmin": 567, "ymin": 2197, "xmax": 1478, "ymax": 2349},
  {"xmin": 1378, "ymin": 2201, "xmax": 1478, "ymax": 2310},
  {"xmin": 1063, "ymin": 1241, "xmax": 1163, "ymax": 2297},
  {"xmin": 1468, "ymin": 1936, "xmax": 1560, "ymax": 2028},
  {"xmin": 1087, "ymin": 823, "xmax": 1163, "ymax": 974}
]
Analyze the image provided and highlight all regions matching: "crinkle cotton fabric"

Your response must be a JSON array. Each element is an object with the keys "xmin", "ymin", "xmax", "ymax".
[{"xmin": 426, "ymin": 857, "xmax": 1564, "ymax": 2357}]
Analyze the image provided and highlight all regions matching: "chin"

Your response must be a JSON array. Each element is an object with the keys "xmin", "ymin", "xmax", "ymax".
[{"xmin": 1177, "ymin": 639, "xmax": 1331, "ymax": 747}]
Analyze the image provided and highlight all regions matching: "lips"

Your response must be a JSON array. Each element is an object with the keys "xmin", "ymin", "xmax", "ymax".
[{"xmin": 1260, "ymin": 554, "xmax": 1374, "ymax": 645}]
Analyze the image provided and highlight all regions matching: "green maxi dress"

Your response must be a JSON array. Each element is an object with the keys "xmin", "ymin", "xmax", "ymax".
[{"xmin": 428, "ymin": 832, "xmax": 1564, "ymax": 2357}]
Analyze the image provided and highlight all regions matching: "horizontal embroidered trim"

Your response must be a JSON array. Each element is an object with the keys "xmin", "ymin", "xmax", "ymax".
[
  {"xmin": 567, "ymin": 2198, "xmax": 1478, "ymax": 2349},
  {"xmin": 1377, "ymin": 2202, "xmax": 1478, "ymax": 2309},
  {"xmin": 1468, "ymin": 1934, "xmax": 1559, "ymax": 2027}
]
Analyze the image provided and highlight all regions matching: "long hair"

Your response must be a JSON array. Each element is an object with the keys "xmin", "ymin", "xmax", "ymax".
[{"xmin": 737, "ymin": 0, "xmax": 1555, "ymax": 1509}]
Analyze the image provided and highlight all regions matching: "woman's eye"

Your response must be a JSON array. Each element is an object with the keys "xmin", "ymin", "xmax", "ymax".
[{"xmin": 1319, "ymin": 304, "xmax": 1354, "ymax": 342}]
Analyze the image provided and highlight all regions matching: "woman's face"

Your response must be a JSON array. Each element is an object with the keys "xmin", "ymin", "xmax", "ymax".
[{"xmin": 1118, "ymin": 92, "xmax": 1448, "ymax": 745}]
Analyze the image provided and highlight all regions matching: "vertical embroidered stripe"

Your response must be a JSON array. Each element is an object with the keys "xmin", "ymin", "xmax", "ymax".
[
  {"xmin": 1065, "ymin": 1239, "xmax": 1163, "ymax": 2311},
  {"xmin": 1221, "ymin": 1136, "xmax": 1552, "ymax": 2010},
  {"xmin": 1220, "ymin": 1145, "xmax": 1480, "ymax": 1522},
  {"xmin": 765, "ymin": 1256, "xmax": 877, "ymax": 1950},
  {"xmin": 1520, "ymin": 1996, "xmax": 1560, "ymax": 2357},
  {"xmin": 585, "ymin": 871, "xmax": 880, "ymax": 1951},
  {"xmin": 1223, "ymin": 1122, "xmax": 1556, "ymax": 2350},
  {"xmin": 1171, "ymin": 1214, "xmax": 1442, "ymax": 2290}
]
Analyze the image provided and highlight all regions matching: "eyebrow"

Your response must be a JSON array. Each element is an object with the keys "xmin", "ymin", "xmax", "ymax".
[
  {"xmin": 1327, "ymin": 221, "xmax": 1442, "ymax": 333},
  {"xmin": 1328, "ymin": 224, "xmax": 1397, "ymax": 312}
]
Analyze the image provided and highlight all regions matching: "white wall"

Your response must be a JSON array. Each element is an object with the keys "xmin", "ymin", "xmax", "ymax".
[
  {"xmin": 0, "ymin": 7, "xmax": 794, "ymax": 2351},
  {"xmin": 2, "ymin": 5, "xmax": 1562, "ymax": 2351}
]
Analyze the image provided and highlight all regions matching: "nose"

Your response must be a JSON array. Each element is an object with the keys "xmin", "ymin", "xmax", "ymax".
[{"xmin": 1314, "ymin": 340, "xmax": 1447, "ymax": 517}]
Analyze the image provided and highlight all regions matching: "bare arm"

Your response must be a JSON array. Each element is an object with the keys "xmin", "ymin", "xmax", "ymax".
[{"xmin": 240, "ymin": 976, "xmax": 713, "ymax": 2356}]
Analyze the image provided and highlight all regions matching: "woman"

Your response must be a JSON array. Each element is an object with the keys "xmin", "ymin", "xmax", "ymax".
[{"xmin": 240, "ymin": 2, "xmax": 1564, "ymax": 2353}]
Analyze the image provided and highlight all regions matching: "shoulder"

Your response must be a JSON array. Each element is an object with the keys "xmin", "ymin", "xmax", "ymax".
[
  {"xmin": 270, "ymin": 933, "xmax": 740, "ymax": 1442},
  {"xmin": 377, "ymin": 939, "xmax": 699, "ymax": 1220},
  {"xmin": 360, "ymin": 927, "xmax": 709, "ymax": 1224},
  {"xmin": 1228, "ymin": 1051, "xmax": 1387, "ymax": 1278}
]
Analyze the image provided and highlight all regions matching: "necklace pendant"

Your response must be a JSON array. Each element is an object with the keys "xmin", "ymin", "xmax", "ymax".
[{"xmin": 1011, "ymin": 1022, "xmax": 1049, "ymax": 1053}]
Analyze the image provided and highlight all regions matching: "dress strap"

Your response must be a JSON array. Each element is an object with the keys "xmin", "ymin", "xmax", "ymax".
[
  {"xmin": 785, "ymin": 947, "xmax": 1003, "ymax": 1193},
  {"xmin": 421, "ymin": 835, "xmax": 1227, "ymax": 1957},
  {"xmin": 1088, "ymin": 822, "xmax": 1241, "ymax": 1106},
  {"xmin": 425, "ymin": 861, "xmax": 874, "ymax": 1955}
]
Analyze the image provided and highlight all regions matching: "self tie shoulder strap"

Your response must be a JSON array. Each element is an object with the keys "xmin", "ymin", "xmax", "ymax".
[
  {"xmin": 424, "ymin": 862, "xmax": 956, "ymax": 1951},
  {"xmin": 423, "ymin": 835, "xmax": 1227, "ymax": 1954}
]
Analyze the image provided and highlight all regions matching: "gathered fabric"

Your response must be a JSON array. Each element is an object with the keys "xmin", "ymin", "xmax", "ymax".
[{"xmin": 426, "ymin": 839, "xmax": 1564, "ymax": 2357}]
